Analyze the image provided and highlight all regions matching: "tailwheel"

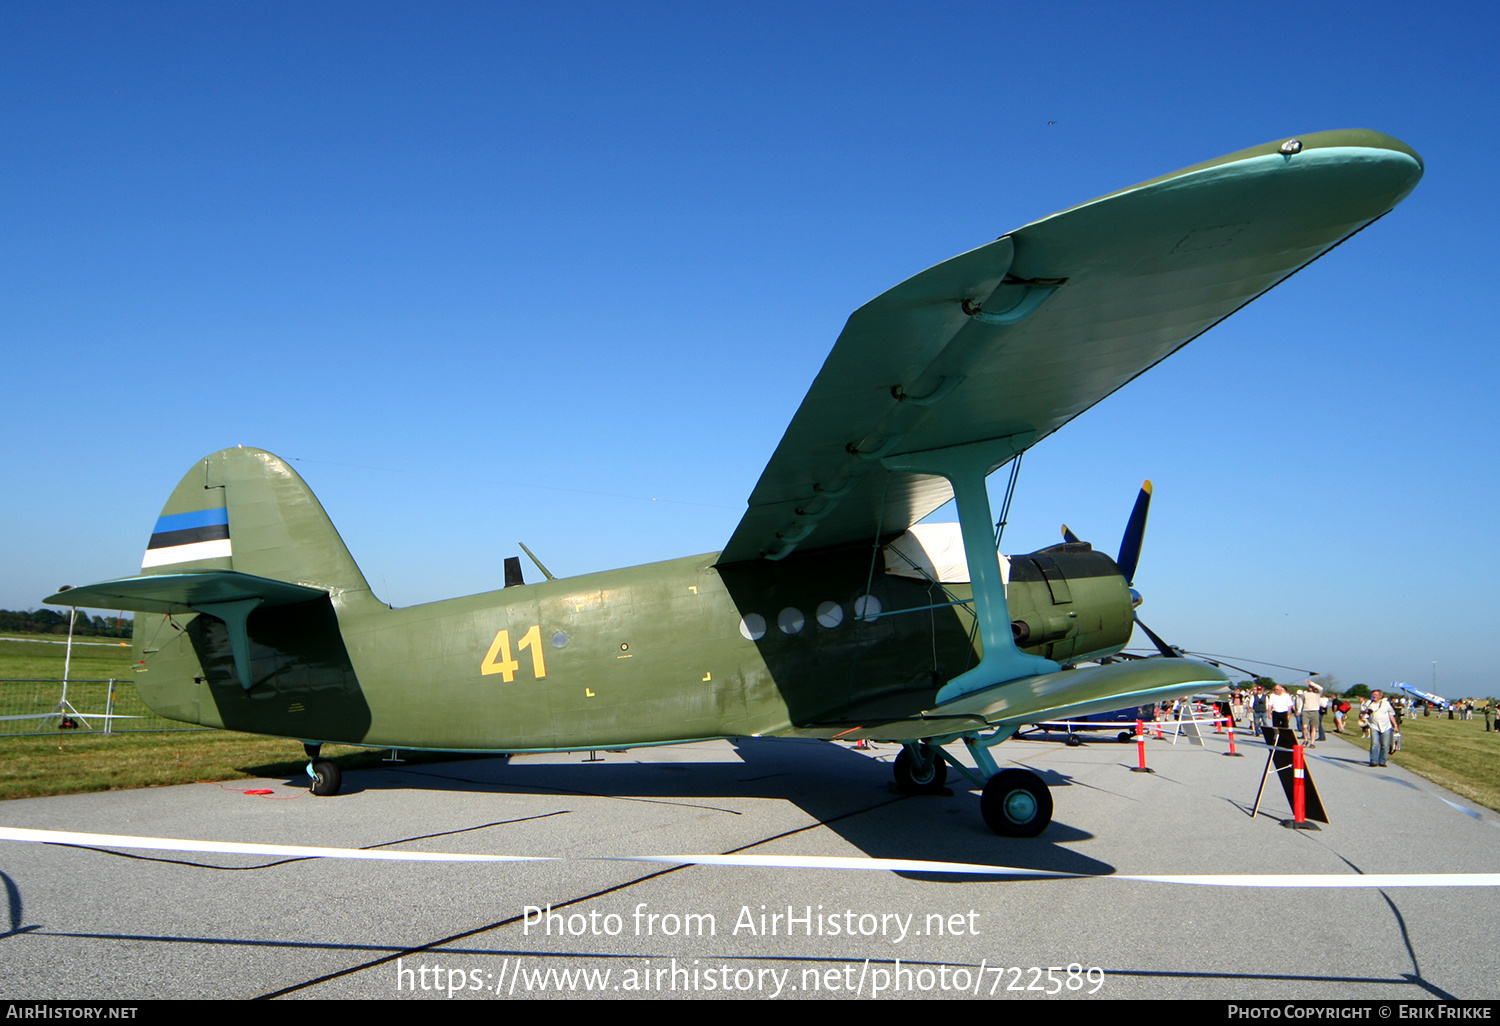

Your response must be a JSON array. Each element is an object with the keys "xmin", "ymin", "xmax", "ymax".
[
  {"xmin": 309, "ymin": 759, "xmax": 342, "ymax": 796},
  {"xmin": 980, "ymin": 768, "xmax": 1052, "ymax": 837},
  {"xmin": 893, "ymin": 742, "xmax": 947, "ymax": 794}
]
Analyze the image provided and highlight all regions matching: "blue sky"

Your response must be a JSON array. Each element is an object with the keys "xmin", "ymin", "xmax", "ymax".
[{"xmin": 3, "ymin": 2, "xmax": 1495, "ymax": 696}]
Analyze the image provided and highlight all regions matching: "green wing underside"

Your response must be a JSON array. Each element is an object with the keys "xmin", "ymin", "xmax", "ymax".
[
  {"xmin": 718, "ymin": 130, "xmax": 1423, "ymax": 565},
  {"xmin": 776, "ymin": 658, "xmax": 1230, "ymax": 741}
]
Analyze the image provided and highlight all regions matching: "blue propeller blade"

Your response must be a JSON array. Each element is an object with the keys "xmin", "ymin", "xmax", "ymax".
[{"xmin": 1116, "ymin": 480, "xmax": 1152, "ymax": 586}]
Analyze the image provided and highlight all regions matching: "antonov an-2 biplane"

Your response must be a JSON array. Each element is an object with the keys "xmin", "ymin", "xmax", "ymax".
[{"xmin": 49, "ymin": 130, "xmax": 1422, "ymax": 836}]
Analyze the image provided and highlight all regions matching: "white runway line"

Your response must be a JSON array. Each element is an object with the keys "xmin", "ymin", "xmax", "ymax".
[{"xmin": 3, "ymin": 824, "xmax": 1497, "ymax": 886}]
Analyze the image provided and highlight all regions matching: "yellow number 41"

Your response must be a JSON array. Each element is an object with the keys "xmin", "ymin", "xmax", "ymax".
[{"xmin": 481, "ymin": 625, "xmax": 547, "ymax": 681}]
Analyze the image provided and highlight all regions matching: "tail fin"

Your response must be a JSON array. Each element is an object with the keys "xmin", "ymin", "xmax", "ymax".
[
  {"xmin": 46, "ymin": 448, "xmax": 375, "ymax": 721},
  {"xmin": 141, "ymin": 447, "xmax": 375, "ymax": 604}
]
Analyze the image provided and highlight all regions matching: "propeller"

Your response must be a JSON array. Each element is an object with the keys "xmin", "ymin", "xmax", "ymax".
[
  {"xmin": 1112, "ymin": 480, "xmax": 1179, "ymax": 657},
  {"xmin": 1132, "ymin": 614, "xmax": 1180, "ymax": 658},
  {"xmin": 1116, "ymin": 479, "xmax": 1151, "ymax": 586},
  {"xmin": 1062, "ymin": 481, "xmax": 1178, "ymax": 658},
  {"xmin": 1059, "ymin": 479, "xmax": 1150, "ymax": 583}
]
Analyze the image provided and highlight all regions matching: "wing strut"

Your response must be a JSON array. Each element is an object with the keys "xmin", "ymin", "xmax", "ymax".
[
  {"xmin": 193, "ymin": 599, "xmax": 264, "ymax": 689},
  {"xmin": 992, "ymin": 451, "xmax": 1024, "ymax": 550},
  {"xmin": 883, "ymin": 433, "xmax": 1058, "ymax": 704}
]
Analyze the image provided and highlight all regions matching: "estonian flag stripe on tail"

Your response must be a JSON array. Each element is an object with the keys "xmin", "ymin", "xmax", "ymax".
[
  {"xmin": 152, "ymin": 508, "xmax": 229, "ymax": 533},
  {"xmin": 143, "ymin": 507, "xmax": 232, "ymax": 568}
]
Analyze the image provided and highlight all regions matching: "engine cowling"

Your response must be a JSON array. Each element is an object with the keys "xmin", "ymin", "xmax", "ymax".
[{"xmin": 1004, "ymin": 542, "xmax": 1134, "ymax": 665}]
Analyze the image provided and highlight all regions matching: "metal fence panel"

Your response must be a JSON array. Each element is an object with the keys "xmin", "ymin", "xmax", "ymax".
[{"xmin": 0, "ymin": 679, "xmax": 208, "ymax": 735}]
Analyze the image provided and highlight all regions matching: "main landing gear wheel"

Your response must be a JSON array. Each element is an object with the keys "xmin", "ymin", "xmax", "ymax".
[
  {"xmin": 310, "ymin": 759, "xmax": 342, "ymax": 796},
  {"xmin": 981, "ymin": 768, "xmax": 1052, "ymax": 837},
  {"xmin": 1064, "ymin": 733, "xmax": 1083, "ymax": 747},
  {"xmin": 893, "ymin": 743, "xmax": 947, "ymax": 794},
  {"xmin": 1118, "ymin": 730, "xmax": 1134, "ymax": 744}
]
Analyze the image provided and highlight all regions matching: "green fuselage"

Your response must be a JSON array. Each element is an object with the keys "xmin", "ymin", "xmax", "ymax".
[{"xmin": 130, "ymin": 543, "xmax": 1134, "ymax": 751}]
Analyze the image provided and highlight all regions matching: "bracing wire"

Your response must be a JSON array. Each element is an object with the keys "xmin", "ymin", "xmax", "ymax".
[{"xmin": 993, "ymin": 452, "xmax": 1024, "ymax": 550}]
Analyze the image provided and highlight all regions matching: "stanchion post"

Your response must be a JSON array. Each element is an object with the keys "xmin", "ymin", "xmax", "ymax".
[
  {"xmin": 1280, "ymin": 741, "xmax": 1318, "ymax": 830},
  {"xmin": 1225, "ymin": 719, "xmax": 1242, "ymax": 757},
  {"xmin": 1132, "ymin": 719, "xmax": 1154, "ymax": 773},
  {"xmin": 1293, "ymin": 743, "xmax": 1306, "ymax": 822}
]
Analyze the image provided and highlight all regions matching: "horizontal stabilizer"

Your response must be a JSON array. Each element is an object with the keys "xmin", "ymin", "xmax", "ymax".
[
  {"xmin": 47, "ymin": 572, "xmax": 328, "ymax": 691},
  {"xmin": 46, "ymin": 572, "xmax": 327, "ymax": 614}
]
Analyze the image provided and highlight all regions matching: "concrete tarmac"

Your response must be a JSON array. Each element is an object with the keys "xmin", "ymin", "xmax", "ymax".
[{"xmin": 1, "ymin": 724, "xmax": 1496, "ymax": 1000}]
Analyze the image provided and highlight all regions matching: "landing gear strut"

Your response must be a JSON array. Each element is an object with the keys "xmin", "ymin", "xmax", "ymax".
[
  {"xmin": 304, "ymin": 742, "xmax": 342, "ymax": 797},
  {"xmin": 892, "ymin": 736, "xmax": 1056, "ymax": 836},
  {"xmin": 963, "ymin": 735, "xmax": 1054, "ymax": 837}
]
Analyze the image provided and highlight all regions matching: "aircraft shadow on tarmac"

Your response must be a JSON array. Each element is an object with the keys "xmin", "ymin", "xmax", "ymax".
[{"xmin": 260, "ymin": 737, "xmax": 1116, "ymax": 880}]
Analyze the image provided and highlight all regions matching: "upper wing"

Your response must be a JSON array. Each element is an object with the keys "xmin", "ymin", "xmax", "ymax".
[{"xmin": 718, "ymin": 130, "xmax": 1422, "ymax": 564}]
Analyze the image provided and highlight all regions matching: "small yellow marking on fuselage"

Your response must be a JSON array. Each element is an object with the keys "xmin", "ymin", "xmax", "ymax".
[
  {"xmin": 689, "ymin": 585, "xmax": 698, "ymax": 594},
  {"xmin": 585, "ymin": 688, "xmax": 596, "ymax": 697},
  {"xmin": 618, "ymin": 653, "xmax": 633, "ymax": 659},
  {"xmin": 702, "ymin": 672, "xmax": 711, "ymax": 681}
]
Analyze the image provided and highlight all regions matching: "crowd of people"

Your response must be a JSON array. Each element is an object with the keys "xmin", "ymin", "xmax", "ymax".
[{"xmin": 1221, "ymin": 683, "xmax": 1496, "ymax": 767}]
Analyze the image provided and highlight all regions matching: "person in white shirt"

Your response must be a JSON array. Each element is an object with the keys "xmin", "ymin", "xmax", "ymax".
[
  {"xmin": 1268, "ymin": 685, "xmax": 1296, "ymax": 735},
  {"xmin": 1367, "ymin": 690, "xmax": 1398, "ymax": 767}
]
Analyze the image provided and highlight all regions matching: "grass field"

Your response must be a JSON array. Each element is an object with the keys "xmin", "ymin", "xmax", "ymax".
[
  {"xmin": 0, "ymin": 633, "xmax": 136, "ymax": 680},
  {"xmin": 1328, "ymin": 710, "xmax": 1500, "ymax": 812},
  {"xmin": 0, "ymin": 631, "xmax": 490, "ymax": 800},
  {"xmin": 0, "ymin": 730, "xmax": 487, "ymax": 800}
]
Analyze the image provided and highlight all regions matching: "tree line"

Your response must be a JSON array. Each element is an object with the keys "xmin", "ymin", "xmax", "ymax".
[{"xmin": 0, "ymin": 609, "xmax": 133, "ymax": 638}]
